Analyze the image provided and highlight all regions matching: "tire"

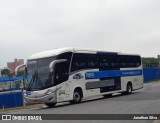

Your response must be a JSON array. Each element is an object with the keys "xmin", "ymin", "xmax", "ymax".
[
  {"xmin": 70, "ymin": 89, "xmax": 82, "ymax": 104},
  {"xmin": 126, "ymin": 83, "xmax": 132, "ymax": 94},
  {"xmin": 45, "ymin": 103, "xmax": 56, "ymax": 107},
  {"xmin": 103, "ymin": 94, "xmax": 112, "ymax": 98},
  {"xmin": 122, "ymin": 83, "xmax": 132, "ymax": 95}
]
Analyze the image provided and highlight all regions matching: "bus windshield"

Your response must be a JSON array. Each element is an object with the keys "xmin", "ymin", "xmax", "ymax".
[{"xmin": 25, "ymin": 57, "xmax": 55, "ymax": 90}]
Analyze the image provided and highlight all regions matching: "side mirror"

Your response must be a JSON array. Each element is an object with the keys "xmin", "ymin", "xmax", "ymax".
[
  {"xmin": 15, "ymin": 64, "xmax": 26, "ymax": 76},
  {"xmin": 49, "ymin": 59, "xmax": 67, "ymax": 72}
]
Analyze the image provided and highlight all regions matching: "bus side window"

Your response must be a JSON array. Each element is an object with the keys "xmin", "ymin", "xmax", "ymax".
[{"xmin": 71, "ymin": 53, "xmax": 98, "ymax": 72}]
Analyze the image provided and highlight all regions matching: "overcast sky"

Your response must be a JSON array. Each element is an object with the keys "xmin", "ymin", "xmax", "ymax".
[{"xmin": 0, "ymin": 0, "xmax": 160, "ymax": 67}]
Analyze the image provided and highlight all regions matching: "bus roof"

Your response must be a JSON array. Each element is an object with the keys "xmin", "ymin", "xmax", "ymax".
[
  {"xmin": 28, "ymin": 47, "xmax": 73, "ymax": 60},
  {"xmin": 28, "ymin": 47, "xmax": 140, "ymax": 60}
]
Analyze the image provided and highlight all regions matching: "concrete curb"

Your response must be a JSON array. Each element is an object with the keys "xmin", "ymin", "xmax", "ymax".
[{"xmin": 0, "ymin": 104, "xmax": 44, "ymax": 113}]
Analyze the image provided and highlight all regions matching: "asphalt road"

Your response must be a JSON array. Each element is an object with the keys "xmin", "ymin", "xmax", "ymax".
[{"xmin": 2, "ymin": 82, "xmax": 160, "ymax": 123}]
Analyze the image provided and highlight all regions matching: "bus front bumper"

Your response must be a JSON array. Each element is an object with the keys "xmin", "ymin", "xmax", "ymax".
[{"xmin": 24, "ymin": 91, "xmax": 57, "ymax": 104}]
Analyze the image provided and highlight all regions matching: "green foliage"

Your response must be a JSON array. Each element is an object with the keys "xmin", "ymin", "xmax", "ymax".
[
  {"xmin": 1, "ymin": 68, "xmax": 12, "ymax": 77},
  {"xmin": 15, "ymin": 81, "xmax": 21, "ymax": 88},
  {"xmin": 17, "ymin": 70, "xmax": 25, "ymax": 76},
  {"xmin": 142, "ymin": 57, "xmax": 159, "ymax": 68}
]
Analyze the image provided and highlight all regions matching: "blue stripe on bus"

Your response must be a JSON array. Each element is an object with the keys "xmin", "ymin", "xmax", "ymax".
[{"xmin": 85, "ymin": 69, "xmax": 143, "ymax": 79}]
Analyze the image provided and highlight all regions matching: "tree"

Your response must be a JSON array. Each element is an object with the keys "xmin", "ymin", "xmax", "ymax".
[
  {"xmin": 17, "ymin": 70, "xmax": 25, "ymax": 76},
  {"xmin": 142, "ymin": 57, "xmax": 159, "ymax": 68},
  {"xmin": 1, "ymin": 68, "xmax": 12, "ymax": 77}
]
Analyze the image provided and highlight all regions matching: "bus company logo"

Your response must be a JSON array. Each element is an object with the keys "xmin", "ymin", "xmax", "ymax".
[
  {"xmin": 73, "ymin": 73, "xmax": 84, "ymax": 79},
  {"xmin": 2, "ymin": 115, "xmax": 11, "ymax": 120}
]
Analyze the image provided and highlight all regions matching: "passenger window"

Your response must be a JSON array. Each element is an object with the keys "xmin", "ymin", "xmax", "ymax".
[{"xmin": 71, "ymin": 53, "xmax": 98, "ymax": 72}]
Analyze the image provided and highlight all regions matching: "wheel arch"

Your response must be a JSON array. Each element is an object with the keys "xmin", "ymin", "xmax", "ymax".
[
  {"xmin": 72, "ymin": 86, "xmax": 84, "ymax": 99},
  {"xmin": 127, "ymin": 81, "xmax": 133, "ymax": 90}
]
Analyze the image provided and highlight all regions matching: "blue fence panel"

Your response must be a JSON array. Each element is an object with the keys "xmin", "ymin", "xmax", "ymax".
[
  {"xmin": 0, "ymin": 76, "xmax": 24, "ymax": 108},
  {"xmin": 0, "ymin": 91, "xmax": 23, "ymax": 108},
  {"xmin": 143, "ymin": 68, "xmax": 160, "ymax": 82}
]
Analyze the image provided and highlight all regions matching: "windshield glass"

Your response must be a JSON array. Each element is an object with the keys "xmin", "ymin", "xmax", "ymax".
[{"xmin": 25, "ymin": 57, "xmax": 55, "ymax": 90}]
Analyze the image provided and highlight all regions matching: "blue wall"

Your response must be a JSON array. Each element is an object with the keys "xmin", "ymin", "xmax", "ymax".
[
  {"xmin": 0, "ymin": 91, "xmax": 23, "ymax": 108},
  {"xmin": 0, "ymin": 76, "xmax": 24, "ymax": 108},
  {"xmin": 143, "ymin": 68, "xmax": 160, "ymax": 82}
]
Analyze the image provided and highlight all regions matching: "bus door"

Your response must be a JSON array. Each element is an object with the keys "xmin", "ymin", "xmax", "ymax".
[{"xmin": 54, "ymin": 62, "xmax": 70, "ymax": 102}]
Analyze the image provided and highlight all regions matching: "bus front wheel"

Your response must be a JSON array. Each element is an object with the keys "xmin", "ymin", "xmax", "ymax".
[
  {"xmin": 70, "ymin": 89, "xmax": 82, "ymax": 104},
  {"xmin": 45, "ymin": 103, "xmax": 56, "ymax": 107},
  {"xmin": 103, "ymin": 94, "xmax": 112, "ymax": 98}
]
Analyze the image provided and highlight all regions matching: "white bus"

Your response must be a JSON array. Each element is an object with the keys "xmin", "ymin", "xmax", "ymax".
[{"xmin": 16, "ymin": 47, "xmax": 143, "ymax": 107}]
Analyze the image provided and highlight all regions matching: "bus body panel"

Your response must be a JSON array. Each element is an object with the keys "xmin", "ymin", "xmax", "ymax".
[
  {"xmin": 56, "ymin": 82, "xmax": 71, "ymax": 102},
  {"xmin": 120, "ymin": 67, "xmax": 143, "ymax": 91}
]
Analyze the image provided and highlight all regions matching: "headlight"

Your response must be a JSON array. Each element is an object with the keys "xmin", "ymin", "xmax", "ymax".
[{"xmin": 45, "ymin": 89, "xmax": 54, "ymax": 95}]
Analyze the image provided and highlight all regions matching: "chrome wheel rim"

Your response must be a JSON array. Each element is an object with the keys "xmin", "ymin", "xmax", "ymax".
[
  {"xmin": 73, "ymin": 92, "xmax": 80, "ymax": 102},
  {"xmin": 128, "ymin": 85, "xmax": 132, "ymax": 93}
]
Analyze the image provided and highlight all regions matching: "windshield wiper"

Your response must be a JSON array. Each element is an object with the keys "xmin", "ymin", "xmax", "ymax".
[
  {"xmin": 35, "ymin": 74, "xmax": 43, "ymax": 89},
  {"xmin": 27, "ymin": 71, "xmax": 37, "ymax": 91},
  {"xmin": 27, "ymin": 71, "xmax": 43, "ymax": 91}
]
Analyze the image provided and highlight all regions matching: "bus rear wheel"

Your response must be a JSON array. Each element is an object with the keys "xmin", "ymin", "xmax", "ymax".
[
  {"xmin": 70, "ymin": 89, "xmax": 82, "ymax": 104},
  {"xmin": 45, "ymin": 103, "xmax": 56, "ymax": 107},
  {"xmin": 122, "ymin": 83, "xmax": 132, "ymax": 95},
  {"xmin": 126, "ymin": 83, "xmax": 132, "ymax": 94}
]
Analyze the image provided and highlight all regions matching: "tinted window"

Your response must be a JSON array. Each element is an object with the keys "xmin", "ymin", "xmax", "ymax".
[
  {"xmin": 57, "ymin": 52, "xmax": 72, "ymax": 72},
  {"xmin": 99, "ymin": 54, "xmax": 119, "ymax": 69},
  {"xmin": 57, "ymin": 52, "xmax": 72, "ymax": 61},
  {"xmin": 119, "ymin": 55, "xmax": 141, "ymax": 68},
  {"xmin": 53, "ymin": 52, "xmax": 72, "ymax": 85},
  {"xmin": 99, "ymin": 54, "xmax": 141, "ymax": 69},
  {"xmin": 71, "ymin": 53, "xmax": 141, "ymax": 72},
  {"xmin": 71, "ymin": 53, "xmax": 98, "ymax": 72},
  {"xmin": 54, "ymin": 62, "xmax": 69, "ymax": 85},
  {"xmin": 38, "ymin": 57, "xmax": 55, "ymax": 74}
]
